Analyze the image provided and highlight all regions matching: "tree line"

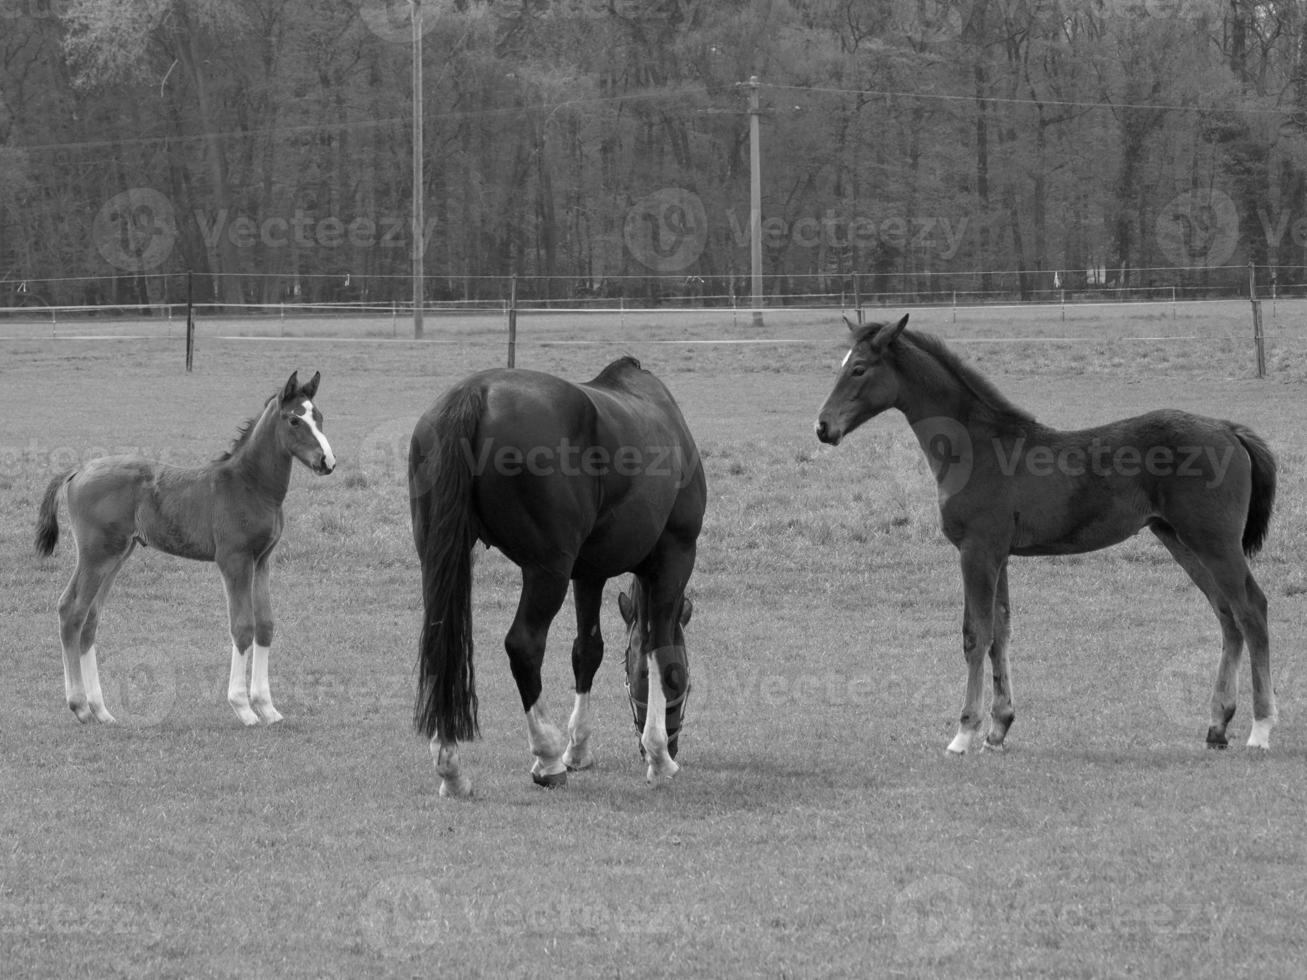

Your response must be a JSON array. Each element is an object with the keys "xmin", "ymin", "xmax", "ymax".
[{"xmin": 1, "ymin": 0, "xmax": 1305, "ymax": 309}]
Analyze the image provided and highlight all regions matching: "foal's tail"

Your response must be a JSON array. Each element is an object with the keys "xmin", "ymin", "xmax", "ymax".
[
  {"xmin": 1234, "ymin": 425, "xmax": 1277, "ymax": 557},
  {"xmin": 34, "ymin": 469, "xmax": 75, "ymax": 557},
  {"xmin": 410, "ymin": 383, "xmax": 484, "ymax": 744}
]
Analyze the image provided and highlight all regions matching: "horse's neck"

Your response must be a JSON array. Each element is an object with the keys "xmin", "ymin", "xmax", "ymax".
[
  {"xmin": 894, "ymin": 356, "xmax": 1010, "ymax": 477},
  {"xmin": 227, "ymin": 406, "xmax": 292, "ymax": 501},
  {"xmin": 895, "ymin": 356, "xmax": 975, "ymax": 429}
]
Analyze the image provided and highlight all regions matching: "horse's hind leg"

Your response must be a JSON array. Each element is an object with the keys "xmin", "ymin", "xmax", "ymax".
[
  {"xmin": 1152, "ymin": 524, "xmax": 1272, "ymax": 748},
  {"xmin": 563, "ymin": 577, "xmax": 605, "ymax": 771},
  {"xmin": 76, "ymin": 545, "xmax": 135, "ymax": 724},
  {"xmin": 58, "ymin": 565, "xmax": 98, "ymax": 723},
  {"xmin": 57, "ymin": 539, "xmax": 129, "ymax": 724},
  {"xmin": 984, "ymin": 562, "xmax": 1016, "ymax": 750},
  {"xmin": 1152, "ymin": 525, "xmax": 1244, "ymax": 745},
  {"xmin": 506, "ymin": 567, "xmax": 571, "ymax": 787},
  {"xmin": 1201, "ymin": 553, "xmax": 1274, "ymax": 749}
]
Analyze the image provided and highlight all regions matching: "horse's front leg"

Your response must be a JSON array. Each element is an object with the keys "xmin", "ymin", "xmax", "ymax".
[
  {"xmin": 219, "ymin": 556, "xmax": 261, "ymax": 726},
  {"xmin": 563, "ymin": 577, "xmax": 605, "ymax": 771},
  {"xmin": 248, "ymin": 557, "xmax": 282, "ymax": 724},
  {"xmin": 949, "ymin": 545, "xmax": 1003, "ymax": 755},
  {"xmin": 639, "ymin": 578, "xmax": 693, "ymax": 786},
  {"xmin": 984, "ymin": 562, "xmax": 1016, "ymax": 750}
]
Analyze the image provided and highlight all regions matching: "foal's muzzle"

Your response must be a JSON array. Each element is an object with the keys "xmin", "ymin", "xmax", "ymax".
[{"xmin": 314, "ymin": 453, "xmax": 336, "ymax": 475}]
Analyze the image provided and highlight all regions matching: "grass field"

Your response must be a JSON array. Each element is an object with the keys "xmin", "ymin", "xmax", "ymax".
[{"xmin": 2, "ymin": 302, "xmax": 1305, "ymax": 979}]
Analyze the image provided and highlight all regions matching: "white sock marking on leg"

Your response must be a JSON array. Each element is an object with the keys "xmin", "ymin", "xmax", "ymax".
[
  {"xmin": 947, "ymin": 728, "xmax": 975, "ymax": 755},
  {"xmin": 563, "ymin": 692, "xmax": 594, "ymax": 769},
  {"xmin": 526, "ymin": 702, "xmax": 567, "ymax": 777},
  {"xmin": 641, "ymin": 651, "xmax": 678, "ymax": 783},
  {"xmin": 250, "ymin": 643, "xmax": 282, "ymax": 724},
  {"xmin": 1247, "ymin": 716, "xmax": 1273, "ymax": 750},
  {"xmin": 227, "ymin": 644, "xmax": 259, "ymax": 726},
  {"xmin": 81, "ymin": 645, "xmax": 116, "ymax": 723}
]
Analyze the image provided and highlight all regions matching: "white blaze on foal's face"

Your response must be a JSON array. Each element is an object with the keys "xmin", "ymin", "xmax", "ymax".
[{"xmin": 294, "ymin": 398, "xmax": 336, "ymax": 472}]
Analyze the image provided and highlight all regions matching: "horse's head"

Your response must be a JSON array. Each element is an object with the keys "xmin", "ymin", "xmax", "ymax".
[
  {"xmin": 815, "ymin": 313, "xmax": 909, "ymax": 446},
  {"xmin": 618, "ymin": 583, "xmax": 693, "ymax": 758},
  {"xmin": 278, "ymin": 371, "xmax": 336, "ymax": 475}
]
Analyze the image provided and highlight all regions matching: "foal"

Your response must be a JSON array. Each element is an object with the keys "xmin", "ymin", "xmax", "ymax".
[
  {"xmin": 35, "ymin": 371, "xmax": 335, "ymax": 726},
  {"xmin": 816, "ymin": 315, "xmax": 1277, "ymax": 753}
]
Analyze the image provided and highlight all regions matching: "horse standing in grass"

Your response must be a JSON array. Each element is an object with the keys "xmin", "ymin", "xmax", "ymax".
[
  {"xmin": 409, "ymin": 357, "xmax": 705, "ymax": 798},
  {"xmin": 815, "ymin": 315, "xmax": 1277, "ymax": 753},
  {"xmin": 35, "ymin": 371, "xmax": 336, "ymax": 726}
]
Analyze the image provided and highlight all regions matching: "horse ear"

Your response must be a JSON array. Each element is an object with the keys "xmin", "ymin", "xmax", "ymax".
[
  {"xmin": 302, "ymin": 370, "xmax": 321, "ymax": 399},
  {"xmin": 869, "ymin": 313, "xmax": 909, "ymax": 353},
  {"xmin": 281, "ymin": 372, "xmax": 299, "ymax": 402},
  {"xmin": 680, "ymin": 596, "xmax": 693, "ymax": 627},
  {"xmin": 617, "ymin": 590, "xmax": 635, "ymax": 625},
  {"xmin": 842, "ymin": 314, "xmax": 859, "ymax": 332}
]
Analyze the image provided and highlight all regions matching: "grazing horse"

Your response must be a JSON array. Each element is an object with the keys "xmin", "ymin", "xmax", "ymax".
[
  {"xmin": 409, "ymin": 357, "xmax": 705, "ymax": 798},
  {"xmin": 35, "ymin": 372, "xmax": 335, "ymax": 726},
  {"xmin": 815, "ymin": 315, "xmax": 1277, "ymax": 753}
]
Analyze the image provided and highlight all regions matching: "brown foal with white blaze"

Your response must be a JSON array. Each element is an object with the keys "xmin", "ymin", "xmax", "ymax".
[
  {"xmin": 35, "ymin": 371, "xmax": 335, "ymax": 726},
  {"xmin": 816, "ymin": 315, "xmax": 1277, "ymax": 753}
]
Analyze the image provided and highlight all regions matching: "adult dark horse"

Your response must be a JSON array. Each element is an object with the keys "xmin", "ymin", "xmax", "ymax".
[
  {"xmin": 35, "ymin": 372, "xmax": 335, "ymax": 726},
  {"xmin": 815, "ymin": 315, "xmax": 1277, "ymax": 753},
  {"xmin": 409, "ymin": 357, "xmax": 705, "ymax": 798}
]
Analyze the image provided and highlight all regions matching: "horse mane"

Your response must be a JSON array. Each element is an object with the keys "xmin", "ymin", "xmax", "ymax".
[
  {"xmin": 860, "ymin": 325, "xmax": 1036, "ymax": 429},
  {"xmin": 215, "ymin": 393, "xmax": 277, "ymax": 461}
]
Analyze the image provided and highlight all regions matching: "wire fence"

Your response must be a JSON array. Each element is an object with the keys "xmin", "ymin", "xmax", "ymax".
[
  {"xmin": 2, "ymin": 267, "xmax": 1303, "ymax": 383},
  {"xmin": 2, "ymin": 263, "xmax": 1305, "ymax": 321}
]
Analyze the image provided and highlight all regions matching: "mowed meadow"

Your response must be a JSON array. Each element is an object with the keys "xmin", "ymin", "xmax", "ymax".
[{"xmin": 2, "ymin": 301, "xmax": 1305, "ymax": 979}]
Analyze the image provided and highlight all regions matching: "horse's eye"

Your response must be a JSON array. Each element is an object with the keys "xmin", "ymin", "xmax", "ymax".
[{"xmin": 850, "ymin": 364, "xmax": 867, "ymax": 378}]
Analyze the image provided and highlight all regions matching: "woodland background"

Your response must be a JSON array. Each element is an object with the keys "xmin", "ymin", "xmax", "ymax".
[{"xmin": 3, "ymin": 0, "xmax": 1307, "ymax": 308}]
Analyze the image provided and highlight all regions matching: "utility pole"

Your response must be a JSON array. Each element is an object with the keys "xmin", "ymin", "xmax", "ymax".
[
  {"xmin": 411, "ymin": 0, "xmax": 424, "ymax": 339},
  {"xmin": 748, "ymin": 75, "xmax": 763, "ymax": 327}
]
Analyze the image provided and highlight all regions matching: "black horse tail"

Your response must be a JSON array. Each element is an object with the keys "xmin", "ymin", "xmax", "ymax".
[
  {"xmin": 1234, "ymin": 425, "xmax": 1276, "ymax": 558},
  {"xmin": 35, "ymin": 469, "xmax": 75, "ymax": 557},
  {"xmin": 410, "ymin": 384, "xmax": 484, "ymax": 743}
]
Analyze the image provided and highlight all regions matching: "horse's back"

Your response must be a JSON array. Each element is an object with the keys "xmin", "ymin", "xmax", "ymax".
[{"xmin": 63, "ymin": 455, "xmax": 230, "ymax": 560}]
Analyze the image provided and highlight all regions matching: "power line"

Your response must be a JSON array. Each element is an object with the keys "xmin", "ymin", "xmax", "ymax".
[
  {"xmin": 764, "ymin": 81, "xmax": 1290, "ymax": 116},
  {"xmin": 8, "ymin": 87, "xmax": 706, "ymax": 155}
]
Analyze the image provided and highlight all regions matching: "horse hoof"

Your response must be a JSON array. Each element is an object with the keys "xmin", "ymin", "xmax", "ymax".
[
  {"xmin": 981, "ymin": 738, "xmax": 1006, "ymax": 753},
  {"xmin": 562, "ymin": 746, "xmax": 594, "ymax": 771},
  {"xmin": 1205, "ymin": 727, "xmax": 1229, "ymax": 749},
  {"xmin": 231, "ymin": 705, "xmax": 261, "ymax": 726},
  {"xmin": 256, "ymin": 708, "xmax": 284, "ymax": 725},
  {"xmin": 439, "ymin": 777, "xmax": 474, "ymax": 799},
  {"xmin": 92, "ymin": 709, "xmax": 117, "ymax": 724},
  {"xmin": 69, "ymin": 702, "xmax": 93, "ymax": 724},
  {"xmin": 532, "ymin": 770, "xmax": 568, "ymax": 789},
  {"xmin": 946, "ymin": 730, "xmax": 976, "ymax": 755},
  {"xmin": 645, "ymin": 758, "xmax": 679, "ymax": 787}
]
